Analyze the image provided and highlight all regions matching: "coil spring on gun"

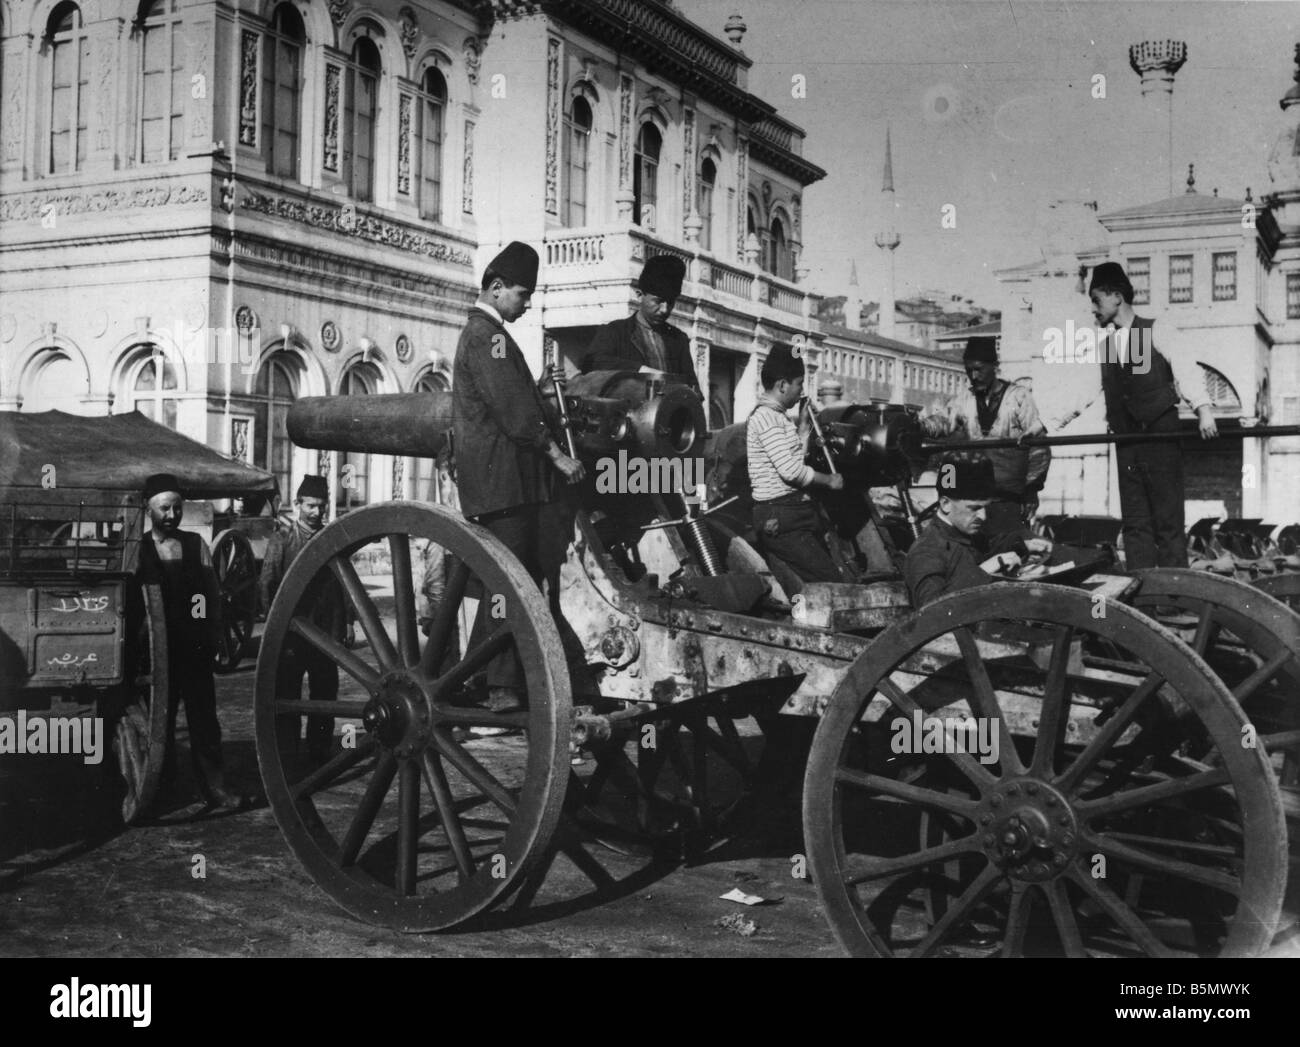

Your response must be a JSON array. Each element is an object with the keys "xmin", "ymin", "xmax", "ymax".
[{"xmin": 683, "ymin": 517, "xmax": 724, "ymax": 576}]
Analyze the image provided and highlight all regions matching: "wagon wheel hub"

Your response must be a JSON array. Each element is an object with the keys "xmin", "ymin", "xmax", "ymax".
[
  {"xmin": 362, "ymin": 673, "xmax": 430, "ymax": 756},
  {"xmin": 979, "ymin": 779, "xmax": 1077, "ymax": 881}
]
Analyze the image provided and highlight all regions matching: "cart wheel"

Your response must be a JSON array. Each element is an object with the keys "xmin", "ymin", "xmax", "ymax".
[
  {"xmin": 803, "ymin": 583, "xmax": 1286, "ymax": 957},
  {"xmin": 1256, "ymin": 572, "xmax": 1300, "ymax": 612},
  {"xmin": 211, "ymin": 529, "xmax": 257, "ymax": 673},
  {"xmin": 254, "ymin": 503, "xmax": 571, "ymax": 932},
  {"xmin": 573, "ymin": 684, "xmax": 790, "ymax": 857},
  {"xmin": 114, "ymin": 582, "xmax": 170, "ymax": 825}
]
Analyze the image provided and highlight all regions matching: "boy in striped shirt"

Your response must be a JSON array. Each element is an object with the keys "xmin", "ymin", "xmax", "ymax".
[{"xmin": 747, "ymin": 344, "xmax": 845, "ymax": 592}]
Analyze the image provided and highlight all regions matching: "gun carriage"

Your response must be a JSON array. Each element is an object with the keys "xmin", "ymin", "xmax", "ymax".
[
  {"xmin": 0, "ymin": 411, "xmax": 275, "ymax": 824},
  {"xmin": 256, "ymin": 376, "xmax": 1299, "ymax": 957}
]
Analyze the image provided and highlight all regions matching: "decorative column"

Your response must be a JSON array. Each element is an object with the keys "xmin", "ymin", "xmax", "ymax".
[
  {"xmin": 1129, "ymin": 40, "xmax": 1188, "ymax": 197},
  {"xmin": 544, "ymin": 36, "xmax": 563, "ymax": 216},
  {"xmin": 682, "ymin": 105, "xmax": 698, "ymax": 241},
  {"xmin": 462, "ymin": 118, "xmax": 476, "ymax": 214},
  {"xmin": 735, "ymin": 128, "xmax": 749, "ymax": 262},
  {"xmin": 237, "ymin": 27, "xmax": 260, "ymax": 150},
  {"xmin": 1, "ymin": 39, "xmax": 28, "ymax": 173},
  {"xmin": 616, "ymin": 72, "xmax": 635, "ymax": 221},
  {"xmin": 185, "ymin": 13, "xmax": 218, "ymax": 156},
  {"xmin": 87, "ymin": 18, "xmax": 123, "ymax": 169}
]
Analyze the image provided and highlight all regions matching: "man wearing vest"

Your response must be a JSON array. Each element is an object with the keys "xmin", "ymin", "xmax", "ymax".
[
  {"xmin": 747, "ymin": 343, "xmax": 846, "ymax": 592},
  {"xmin": 579, "ymin": 255, "xmax": 702, "ymax": 395},
  {"xmin": 1056, "ymin": 261, "xmax": 1218, "ymax": 569},
  {"xmin": 134, "ymin": 473, "xmax": 243, "ymax": 811},
  {"xmin": 921, "ymin": 336, "xmax": 1050, "ymax": 538},
  {"xmin": 452, "ymin": 241, "xmax": 586, "ymax": 715},
  {"xmin": 259, "ymin": 475, "xmax": 346, "ymax": 764}
]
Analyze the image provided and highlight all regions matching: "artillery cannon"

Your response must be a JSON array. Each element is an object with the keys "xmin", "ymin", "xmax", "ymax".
[{"xmin": 254, "ymin": 377, "xmax": 1298, "ymax": 957}]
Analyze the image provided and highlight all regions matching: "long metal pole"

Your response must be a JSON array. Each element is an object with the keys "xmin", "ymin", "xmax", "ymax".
[{"xmin": 919, "ymin": 424, "xmax": 1300, "ymax": 454}]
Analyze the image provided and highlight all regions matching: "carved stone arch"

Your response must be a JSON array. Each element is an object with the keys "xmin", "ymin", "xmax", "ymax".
[
  {"xmin": 412, "ymin": 44, "xmax": 455, "ymax": 97},
  {"xmin": 341, "ymin": 8, "xmax": 397, "ymax": 72},
  {"xmin": 335, "ymin": 348, "xmax": 396, "ymax": 394},
  {"xmin": 253, "ymin": 0, "xmax": 331, "ymax": 44},
  {"xmin": 746, "ymin": 190, "xmax": 765, "ymax": 229},
  {"xmin": 30, "ymin": 0, "xmax": 101, "ymax": 38},
  {"xmin": 636, "ymin": 102, "xmax": 669, "ymax": 135},
  {"xmin": 409, "ymin": 361, "xmax": 451, "ymax": 392},
  {"xmin": 15, "ymin": 336, "xmax": 92, "ymax": 404},
  {"xmin": 769, "ymin": 200, "xmax": 793, "ymax": 233},
  {"xmin": 244, "ymin": 336, "xmax": 328, "ymax": 399},
  {"xmin": 106, "ymin": 330, "xmax": 190, "ymax": 401}
]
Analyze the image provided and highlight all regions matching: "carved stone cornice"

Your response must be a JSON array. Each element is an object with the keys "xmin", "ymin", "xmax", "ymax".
[{"xmin": 0, "ymin": 182, "xmax": 209, "ymax": 223}]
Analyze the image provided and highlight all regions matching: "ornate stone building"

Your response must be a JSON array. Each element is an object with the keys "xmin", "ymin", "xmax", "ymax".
[{"xmin": 0, "ymin": 0, "xmax": 956, "ymax": 508}]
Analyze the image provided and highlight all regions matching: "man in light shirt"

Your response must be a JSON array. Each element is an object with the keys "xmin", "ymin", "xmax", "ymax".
[
  {"xmin": 1054, "ymin": 261, "xmax": 1218, "ymax": 569},
  {"xmin": 746, "ymin": 343, "xmax": 845, "ymax": 591}
]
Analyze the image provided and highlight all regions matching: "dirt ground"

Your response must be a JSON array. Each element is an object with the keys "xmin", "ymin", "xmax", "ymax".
[{"xmin": 0, "ymin": 644, "xmax": 846, "ymax": 958}]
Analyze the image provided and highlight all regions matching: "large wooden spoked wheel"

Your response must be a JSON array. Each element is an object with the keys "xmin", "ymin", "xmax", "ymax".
[
  {"xmin": 254, "ymin": 503, "xmax": 571, "ymax": 932},
  {"xmin": 1255, "ymin": 572, "xmax": 1300, "ymax": 613},
  {"xmin": 803, "ymin": 584, "xmax": 1286, "ymax": 958},
  {"xmin": 1126, "ymin": 569, "xmax": 1300, "ymax": 824},
  {"xmin": 114, "ymin": 582, "xmax": 170, "ymax": 825},
  {"xmin": 211, "ymin": 529, "xmax": 257, "ymax": 673}
]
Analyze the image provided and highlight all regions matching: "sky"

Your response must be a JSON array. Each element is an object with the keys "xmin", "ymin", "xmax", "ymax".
[{"xmin": 676, "ymin": 0, "xmax": 1300, "ymax": 309}]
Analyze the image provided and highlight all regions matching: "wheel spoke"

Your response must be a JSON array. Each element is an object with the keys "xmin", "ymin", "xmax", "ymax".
[
  {"xmin": 1232, "ymin": 648, "xmax": 1292, "ymax": 705},
  {"xmin": 422, "ymin": 751, "xmax": 475, "ymax": 882},
  {"xmin": 914, "ymin": 862, "xmax": 999, "ymax": 957},
  {"xmin": 430, "ymin": 726, "xmax": 518, "ymax": 816},
  {"xmin": 844, "ymin": 834, "xmax": 981, "ymax": 886},
  {"xmin": 1054, "ymin": 671, "xmax": 1165, "ymax": 794},
  {"xmin": 836, "ymin": 767, "xmax": 979, "ymax": 817},
  {"xmin": 396, "ymin": 759, "xmax": 420, "ymax": 895},
  {"xmin": 291, "ymin": 736, "xmax": 377, "ymax": 799},
  {"xmin": 329, "ymin": 555, "xmax": 400, "ymax": 670},
  {"xmin": 877, "ymin": 676, "xmax": 997, "ymax": 793},
  {"xmin": 1068, "ymin": 864, "xmax": 1174, "ymax": 957},
  {"xmin": 338, "ymin": 752, "xmax": 398, "ymax": 868},
  {"xmin": 1074, "ymin": 766, "xmax": 1230, "ymax": 819},
  {"xmin": 952, "ymin": 627, "xmax": 1025, "ymax": 776},
  {"xmin": 1082, "ymin": 830, "xmax": 1239, "ymax": 893},
  {"xmin": 1001, "ymin": 881, "xmax": 1033, "ymax": 958},
  {"xmin": 420, "ymin": 559, "xmax": 470, "ymax": 676},
  {"xmin": 1190, "ymin": 603, "xmax": 1217, "ymax": 655},
  {"xmin": 428, "ymin": 628, "xmax": 515, "ymax": 697},
  {"xmin": 388, "ymin": 534, "xmax": 421, "ymax": 669},
  {"xmin": 1045, "ymin": 880, "xmax": 1086, "ymax": 957},
  {"xmin": 1031, "ymin": 626, "xmax": 1074, "ymax": 777},
  {"xmin": 288, "ymin": 617, "xmax": 381, "ymax": 691}
]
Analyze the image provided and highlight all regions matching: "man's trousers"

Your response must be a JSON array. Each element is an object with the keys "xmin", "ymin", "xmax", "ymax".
[{"xmin": 1116, "ymin": 438, "xmax": 1187, "ymax": 570}]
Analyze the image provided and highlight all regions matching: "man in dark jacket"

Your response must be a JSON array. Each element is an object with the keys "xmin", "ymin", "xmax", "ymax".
[
  {"xmin": 904, "ymin": 455, "xmax": 1053, "ymax": 607},
  {"xmin": 134, "ymin": 473, "xmax": 241, "ymax": 810},
  {"xmin": 1055, "ymin": 261, "xmax": 1218, "ymax": 569},
  {"xmin": 580, "ymin": 255, "xmax": 701, "ymax": 394},
  {"xmin": 259, "ymin": 474, "xmax": 345, "ymax": 763},
  {"xmin": 452, "ymin": 241, "xmax": 585, "ymax": 713}
]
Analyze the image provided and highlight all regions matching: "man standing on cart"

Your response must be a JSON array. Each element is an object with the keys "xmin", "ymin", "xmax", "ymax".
[
  {"xmin": 134, "ymin": 473, "xmax": 243, "ymax": 811},
  {"xmin": 259, "ymin": 475, "xmax": 345, "ymax": 765}
]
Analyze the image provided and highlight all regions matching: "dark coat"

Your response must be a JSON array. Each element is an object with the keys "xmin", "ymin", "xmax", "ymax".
[
  {"xmin": 1100, "ymin": 315, "xmax": 1179, "ymax": 434},
  {"xmin": 451, "ymin": 307, "xmax": 557, "ymax": 519},
  {"xmin": 580, "ymin": 315, "xmax": 700, "ymax": 393},
  {"xmin": 258, "ymin": 520, "xmax": 347, "ymax": 636},
  {"xmin": 904, "ymin": 517, "xmax": 1028, "ymax": 608}
]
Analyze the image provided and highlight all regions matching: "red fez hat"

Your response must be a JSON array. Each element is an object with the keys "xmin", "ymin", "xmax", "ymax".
[
  {"xmin": 486, "ymin": 241, "xmax": 539, "ymax": 293},
  {"xmin": 638, "ymin": 255, "xmax": 686, "ymax": 300}
]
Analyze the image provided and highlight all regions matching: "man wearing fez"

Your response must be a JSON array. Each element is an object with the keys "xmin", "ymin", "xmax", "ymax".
[
  {"xmin": 580, "ymin": 255, "xmax": 702, "ymax": 394},
  {"xmin": 905, "ymin": 455, "xmax": 1053, "ymax": 607},
  {"xmin": 134, "ymin": 473, "xmax": 242, "ymax": 810},
  {"xmin": 452, "ymin": 241, "xmax": 586, "ymax": 714},
  {"xmin": 921, "ymin": 336, "xmax": 1050, "ymax": 536},
  {"xmin": 1054, "ymin": 261, "xmax": 1218, "ymax": 569},
  {"xmin": 259, "ymin": 475, "xmax": 346, "ymax": 764}
]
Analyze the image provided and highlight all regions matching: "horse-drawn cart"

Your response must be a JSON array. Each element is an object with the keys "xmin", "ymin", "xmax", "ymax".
[
  {"xmin": 0, "ymin": 410, "xmax": 275, "ymax": 824},
  {"xmin": 255, "ymin": 379, "xmax": 1299, "ymax": 956}
]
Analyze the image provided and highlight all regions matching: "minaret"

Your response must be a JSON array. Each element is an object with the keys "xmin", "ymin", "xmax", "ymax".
[
  {"xmin": 845, "ymin": 259, "xmax": 862, "ymax": 330},
  {"xmin": 874, "ymin": 126, "xmax": 901, "ymax": 339},
  {"xmin": 1129, "ymin": 40, "xmax": 1188, "ymax": 197}
]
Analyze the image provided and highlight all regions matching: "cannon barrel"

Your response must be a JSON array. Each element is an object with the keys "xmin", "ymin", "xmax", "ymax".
[
  {"xmin": 920, "ymin": 424, "xmax": 1300, "ymax": 454},
  {"xmin": 817, "ymin": 403, "xmax": 924, "ymax": 486},
  {"xmin": 287, "ymin": 370, "xmax": 706, "ymax": 462}
]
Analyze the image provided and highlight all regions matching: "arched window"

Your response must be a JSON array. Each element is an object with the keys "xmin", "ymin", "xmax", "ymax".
[
  {"xmin": 127, "ymin": 351, "xmax": 179, "ymax": 428},
  {"xmin": 251, "ymin": 353, "xmax": 301, "ymax": 501},
  {"xmin": 23, "ymin": 351, "xmax": 87, "ymax": 412},
  {"xmin": 416, "ymin": 67, "xmax": 446, "ymax": 221},
  {"xmin": 262, "ymin": 3, "xmax": 304, "ymax": 179},
  {"xmin": 771, "ymin": 217, "xmax": 792, "ymax": 281},
  {"xmin": 698, "ymin": 158, "xmax": 717, "ymax": 251},
  {"xmin": 344, "ymin": 38, "xmax": 381, "ymax": 202},
  {"xmin": 138, "ymin": 0, "xmax": 186, "ymax": 164},
  {"xmin": 563, "ymin": 96, "xmax": 593, "ymax": 227},
  {"xmin": 339, "ymin": 364, "xmax": 380, "ymax": 506},
  {"xmin": 413, "ymin": 369, "xmax": 450, "ymax": 502},
  {"xmin": 633, "ymin": 123, "xmax": 661, "ymax": 228},
  {"xmin": 45, "ymin": 3, "xmax": 90, "ymax": 175}
]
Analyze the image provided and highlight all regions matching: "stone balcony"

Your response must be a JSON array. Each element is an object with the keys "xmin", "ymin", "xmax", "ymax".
[{"xmin": 540, "ymin": 224, "xmax": 821, "ymax": 332}]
